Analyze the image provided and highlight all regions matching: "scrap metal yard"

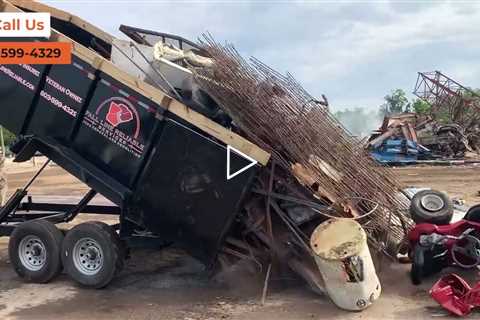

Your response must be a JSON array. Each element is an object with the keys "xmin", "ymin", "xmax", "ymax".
[
  {"xmin": 1, "ymin": 160, "xmax": 480, "ymax": 320},
  {"xmin": 1, "ymin": 1, "xmax": 480, "ymax": 319}
]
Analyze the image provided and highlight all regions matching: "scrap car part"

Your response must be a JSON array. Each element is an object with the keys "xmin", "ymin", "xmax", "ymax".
[
  {"xmin": 409, "ymin": 220, "xmax": 480, "ymax": 285},
  {"xmin": 431, "ymin": 273, "xmax": 480, "ymax": 317}
]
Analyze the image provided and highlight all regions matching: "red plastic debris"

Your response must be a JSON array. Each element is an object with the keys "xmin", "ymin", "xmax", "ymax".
[{"xmin": 430, "ymin": 274, "xmax": 480, "ymax": 316}]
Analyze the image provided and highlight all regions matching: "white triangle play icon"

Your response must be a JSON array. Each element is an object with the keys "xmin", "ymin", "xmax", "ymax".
[{"xmin": 226, "ymin": 145, "xmax": 258, "ymax": 180}]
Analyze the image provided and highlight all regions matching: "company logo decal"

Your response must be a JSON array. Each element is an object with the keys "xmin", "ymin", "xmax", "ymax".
[
  {"xmin": 106, "ymin": 101, "xmax": 134, "ymax": 127},
  {"xmin": 82, "ymin": 96, "xmax": 145, "ymax": 158},
  {"xmin": 96, "ymin": 97, "xmax": 140, "ymax": 139}
]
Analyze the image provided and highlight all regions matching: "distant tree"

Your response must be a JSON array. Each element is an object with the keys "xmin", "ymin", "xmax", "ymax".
[
  {"xmin": 379, "ymin": 89, "xmax": 410, "ymax": 116},
  {"xmin": 465, "ymin": 88, "xmax": 480, "ymax": 98},
  {"xmin": 411, "ymin": 99, "xmax": 431, "ymax": 115}
]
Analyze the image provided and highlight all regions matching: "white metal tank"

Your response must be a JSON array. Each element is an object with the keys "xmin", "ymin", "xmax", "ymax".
[{"xmin": 310, "ymin": 218, "xmax": 381, "ymax": 311}]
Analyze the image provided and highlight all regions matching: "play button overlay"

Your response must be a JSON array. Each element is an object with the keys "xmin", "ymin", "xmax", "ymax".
[{"xmin": 227, "ymin": 145, "xmax": 258, "ymax": 180}]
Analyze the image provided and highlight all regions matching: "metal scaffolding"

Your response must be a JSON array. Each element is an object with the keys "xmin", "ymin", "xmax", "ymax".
[{"xmin": 413, "ymin": 71, "xmax": 480, "ymax": 129}]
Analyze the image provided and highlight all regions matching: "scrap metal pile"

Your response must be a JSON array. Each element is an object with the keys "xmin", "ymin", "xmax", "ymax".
[
  {"xmin": 367, "ymin": 113, "xmax": 431, "ymax": 164},
  {"xmin": 366, "ymin": 113, "xmax": 474, "ymax": 163},
  {"xmin": 414, "ymin": 71, "xmax": 480, "ymax": 137},
  {"xmin": 414, "ymin": 71, "xmax": 480, "ymax": 158},
  {"xmin": 109, "ymin": 28, "xmax": 414, "ymax": 310},
  {"xmin": 367, "ymin": 72, "xmax": 480, "ymax": 164},
  {"xmin": 192, "ymin": 36, "xmax": 412, "ymax": 258}
]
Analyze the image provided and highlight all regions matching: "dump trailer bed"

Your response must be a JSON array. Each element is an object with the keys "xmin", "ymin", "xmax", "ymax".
[
  {"xmin": 0, "ymin": 2, "xmax": 385, "ymax": 305},
  {"xmin": 0, "ymin": 0, "xmax": 269, "ymax": 267}
]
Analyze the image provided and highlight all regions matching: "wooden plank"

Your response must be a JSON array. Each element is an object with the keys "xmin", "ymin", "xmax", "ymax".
[
  {"xmin": 7, "ymin": 0, "xmax": 70, "ymax": 20},
  {"xmin": 0, "ymin": 0, "xmax": 271, "ymax": 166},
  {"xmin": 168, "ymin": 100, "xmax": 270, "ymax": 165},
  {"xmin": 95, "ymin": 58, "xmax": 269, "ymax": 165},
  {"xmin": 400, "ymin": 124, "xmax": 411, "ymax": 141},
  {"xmin": 367, "ymin": 127, "xmax": 397, "ymax": 148},
  {"xmin": 407, "ymin": 123, "xmax": 418, "ymax": 142},
  {"xmin": 68, "ymin": 45, "xmax": 270, "ymax": 164}
]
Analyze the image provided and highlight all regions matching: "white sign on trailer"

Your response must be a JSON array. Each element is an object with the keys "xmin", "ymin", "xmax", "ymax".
[{"xmin": 0, "ymin": 12, "xmax": 50, "ymax": 38}]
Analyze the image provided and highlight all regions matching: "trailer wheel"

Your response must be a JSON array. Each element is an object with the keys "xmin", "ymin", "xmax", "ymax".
[
  {"xmin": 409, "ymin": 190, "xmax": 453, "ymax": 225},
  {"xmin": 8, "ymin": 220, "xmax": 64, "ymax": 283},
  {"xmin": 62, "ymin": 221, "xmax": 124, "ymax": 288}
]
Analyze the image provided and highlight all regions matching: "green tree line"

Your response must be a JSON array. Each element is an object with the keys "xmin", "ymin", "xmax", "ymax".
[{"xmin": 379, "ymin": 89, "xmax": 430, "ymax": 116}]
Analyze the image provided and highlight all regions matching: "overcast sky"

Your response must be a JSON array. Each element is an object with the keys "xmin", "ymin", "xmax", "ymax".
[{"xmin": 43, "ymin": 0, "xmax": 480, "ymax": 112}]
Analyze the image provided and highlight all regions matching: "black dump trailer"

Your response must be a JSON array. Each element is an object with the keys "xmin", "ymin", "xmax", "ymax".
[{"xmin": 0, "ymin": 0, "xmax": 270, "ymax": 288}]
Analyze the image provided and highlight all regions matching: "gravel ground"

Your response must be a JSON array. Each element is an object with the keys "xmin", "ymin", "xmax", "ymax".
[{"xmin": 1, "ymin": 161, "xmax": 480, "ymax": 319}]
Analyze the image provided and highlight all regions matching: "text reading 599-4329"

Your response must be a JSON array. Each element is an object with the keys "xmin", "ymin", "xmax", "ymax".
[{"xmin": 0, "ymin": 42, "xmax": 71, "ymax": 64}]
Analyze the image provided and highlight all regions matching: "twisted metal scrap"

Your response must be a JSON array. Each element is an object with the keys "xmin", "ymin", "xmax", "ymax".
[{"xmin": 194, "ymin": 36, "xmax": 412, "ymax": 252}]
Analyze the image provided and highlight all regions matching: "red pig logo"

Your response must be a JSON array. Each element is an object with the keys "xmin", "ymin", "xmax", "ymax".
[{"xmin": 105, "ymin": 101, "xmax": 134, "ymax": 127}]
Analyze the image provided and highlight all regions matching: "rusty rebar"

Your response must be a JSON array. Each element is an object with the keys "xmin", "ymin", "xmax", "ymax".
[{"xmin": 193, "ymin": 35, "xmax": 413, "ymax": 252}]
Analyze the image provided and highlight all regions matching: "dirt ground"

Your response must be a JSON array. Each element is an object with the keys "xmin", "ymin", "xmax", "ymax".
[{"xmin": 1, "ymin": 159, "xmax": 480, "ymax": 320}]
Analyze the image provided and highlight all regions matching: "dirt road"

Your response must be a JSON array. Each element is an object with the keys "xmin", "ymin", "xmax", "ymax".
[
  {"xmin": 394, "ymin": 164, "xmax": 480, "ymax": 205},
  {"xmin": 1, "ymin": 162, "xmax": 480, "ymax": 319}
]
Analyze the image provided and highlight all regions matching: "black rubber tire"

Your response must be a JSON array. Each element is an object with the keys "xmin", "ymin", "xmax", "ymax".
[
  {"xmin": 409, "ymin": 190, "xmax": 453, "ymax": 225},
  {"xmin": 465, "ymin": 204, "xmax": 480, "ymax": 222},
  {"xmin": 89, "ymin": 221, "xmax": 125, "ymax": 275},
  {"xmin": 62, "ymin": 221, "xmax": 124, "ymax": 289},
  {"xmin": 8, "ymin": 220, "xmax": 64, "ymax": 283},
  {"xmin": 410, "ymin": 245, "xmax": 424, "ymax": 285}
]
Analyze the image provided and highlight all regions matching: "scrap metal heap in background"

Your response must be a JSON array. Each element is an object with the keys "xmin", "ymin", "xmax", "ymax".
[
  {"xmin": 192, "ymin": 36, "xmax": 412, "ymax": 262},
  {"xmin": 367, "ymin": 71, "xmax": 480, "ymax": 164},
  {"xmin": 414, "ymin": 71, "xmax": 480, "ymax": 133},
  {"xmin": 367, "ymin": 113, "xmax": 432, "ymax": 164},
  {"xmin": 413, "ymin": 71, "xmax": 480, "ymax": 157}
]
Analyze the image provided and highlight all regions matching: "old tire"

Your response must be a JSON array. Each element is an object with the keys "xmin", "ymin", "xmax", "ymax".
[
  {"xmin": 410, "ymin": 245, "xmax": 424, "ymax": 285},
  {"xmin": 464, "ymin": 204, "xmax": 480, "ymax": 222},
  {"xmin": 409, "ymin": 190, "xmax": 453, "ymax": 225},
  {"xmin": 8, "ymin": 220, "xmax": 64, "ymax": 283},
  {"xmin": 62, "ymin": 221, "xmax": 124, "ymax": 289}
]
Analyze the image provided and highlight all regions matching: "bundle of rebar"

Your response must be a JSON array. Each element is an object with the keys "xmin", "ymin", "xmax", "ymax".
[{"xmin": 193, "ymin": 36, "xmax": 412, "ymax": 252}]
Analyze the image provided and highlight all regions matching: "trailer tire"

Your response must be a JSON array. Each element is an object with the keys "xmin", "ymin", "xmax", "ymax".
[
  {"xmin": 8, "ymin": 220, "xmax": 64, "ymax": 283},
  {"xmin": 89, "ymin": 221, "xmax": 125, "ymax": 274},
  {"xmin": 409, "ymin": 190, "xmax": 453, "ymax": 225},
  {"xmin": 62, "ymin": 221, "xmax": 124, "ymax": 289}
]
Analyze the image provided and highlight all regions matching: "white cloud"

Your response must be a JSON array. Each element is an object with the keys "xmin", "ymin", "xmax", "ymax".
[{"xmin": 266, "ymin": 1, "xmax": 480, "ymax": 80}]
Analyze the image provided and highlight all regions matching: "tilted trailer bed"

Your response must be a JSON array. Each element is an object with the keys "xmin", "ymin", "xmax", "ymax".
[{"xmin": 0, "ymin": 0, "xmax": 271, "ymax": 288}]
